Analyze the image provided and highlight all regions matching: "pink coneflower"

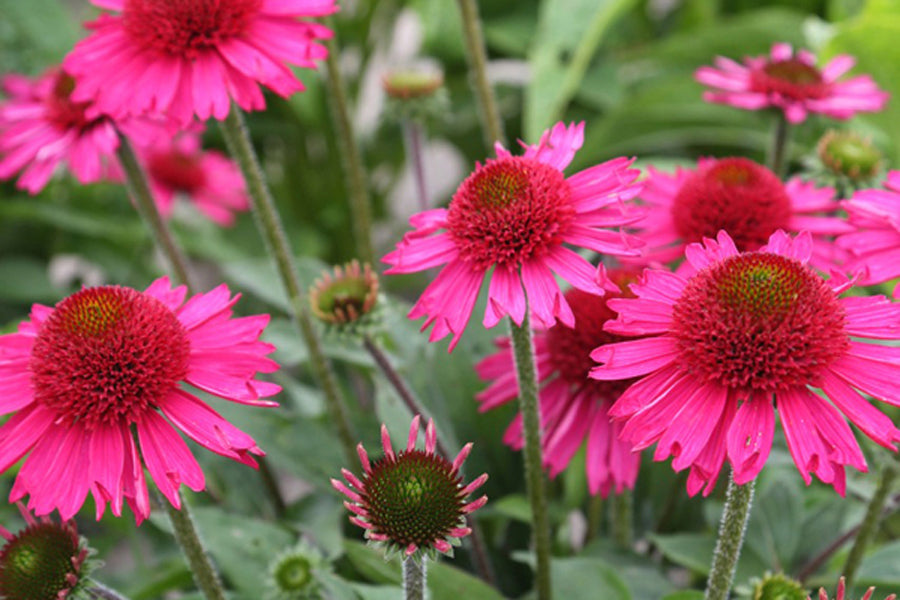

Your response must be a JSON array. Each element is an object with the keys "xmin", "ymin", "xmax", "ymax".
[
  {"xmin": 0, "ymin": 278, "xmax": 280, "ymax": 523},
  {"xmin": 632, "ymin": 157, "xmax": 851, "ymax": 272},
  {"xmin": 837, "ymin": 171, "xmax": 900, "ymax": 294},
  {"xmin": 476, "ymin": 282, "xmax": 640, "ymax": 497},
  {"xmin": 383, "ymin": 121, "xmax": 643, "ymax": 351},
  {"xmin": 63, "ymin": 0, "xmax": 337, "ymax": 126},
  {"xmin": 0, "ymin": 68, "xmax": 126, "ymax": 193},
  {"xmin": 812, "ymin": 577, "xmax": 896, "ymax": 600},
  {"xmin": 696, "ymin": 43, "xmax": 888, "ymax": 123},
  {"xmin": 590, "ymin": 229, "xmax": 900, "ymax": 496},
  {"xmin": 140, "ymin": 130, "xmax": 249, "ymax": 226},
  {"xmin": 331, "ymin": 416, "xmax": 487, "ymax": 559}
]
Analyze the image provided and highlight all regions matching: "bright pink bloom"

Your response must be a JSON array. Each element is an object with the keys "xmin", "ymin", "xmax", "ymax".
[
  {"xmin": 696, "ymin": 43, "xmax": 888, "ymax": 123},
  {"xmin": 383, "ymin": 122, "xmax": 644, "ymax": 351},
  {"xmin": 0, "ymin": 278, "xmax": 280, "ymax": 523},
  {"xmin": 140, "ymin": 130, "xmax": 249, "ymax": 226},
  {"xmin": 837, "ymin": 171, "xmax": 900, "ymax": 295},
  {"xmin": 331, "ymin": 416, "xmax": 487, "ymax": 559},
  {"xmin": 591, "ymin": 230, "xmax": 900, "ymax": 496},
  {"xmin": 0, "ymin": 68, "xmax": 134, "ymax": 193},
  {"xmin": 476, "ymin": 283, "xmax": 641, "ymax": 497},
  {"xmin": 631, "ymin": 157, "xmax": 851, "ymax": 272},
  {"xmin": 63, "ymin": 0, "xmax": 336, "ymax": 126}
]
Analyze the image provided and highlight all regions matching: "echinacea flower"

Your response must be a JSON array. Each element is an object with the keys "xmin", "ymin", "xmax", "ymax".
[
  {"xmin": 476, "ymin": 280, "xmax": 640, "ymax": 497},
  {"xmin": 0, "ymin": 278, "xmax": 280, "ymax": 522},
  {"xmin": 631, "ymin": 157, "xmax": 851, "ymax": 272},
  {"xmin": 383, "ymin": 121, "xmax": 643, "ymax": 351},
  {"xmin": 0, "ymin": 67, "xmax": 151, "ymax": 193},
  {"xmin": 0, "ymin": 504, "xmax": 91, "ymax": 600},
  {"xmin": 837, "ymin": 171, "xmax": 900, "ymax": 294},
  {"xmin": 63, "ymin": 0, "xmax": 337, "ymax": 126},
  {"xmin": 309, "ymin": 260, "xmax": 379, "ymax": 327},
  {"xmin": 590, "ymin": 229, "xmax": 900, "ymax": 496},
  {"xmin": 140, "ymin": 130, "xmax": 249, "ymax": 226},
  {"xmin": 266, "ymin": 541, "xmax": 328, "ymax": 600},
  {"xmin": 332, "ymin": 416, "xmax": 488, "ymax": 559},
  {"xmin": 695, "ymin": 43, "xmax": 888, "ymax": 123},
  {"xmin": 811, "ymin": 577, "xmax": 896, "ymax": 600}
]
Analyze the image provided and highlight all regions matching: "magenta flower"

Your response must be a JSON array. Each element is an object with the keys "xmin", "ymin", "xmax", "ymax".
[
  {"xmin": 139, "ymin": 129, "xmax": 249, "ymax": 226},
  {"xmin": 476, "ymin": 283, "xmax": 641, "ymax": 497},
  {"xmin": 695, "ymin": 43, "xmax": 888, "ymax": 123},
  {"xmin": 331, "ymin": 416, "xmax": 488, "ymax": 559},
  {"xmin": 0, "ymin": 278, "xmax": 280, "ymax": 522},
  {"xmin": 0, "ymin": 68, "xmax": 152, "ymax": 193},
  {"xmin": 837, "ymin": 171, "xmax": 900, "ymax": 294},
  {"xmin": 812, "ymin": 577, "xmax": 897, "ymax": 600},
  {"xmin": 590, "ymin": 230, "xmax": 900, "ymax": 496},
  {"xmin": 63, "ymin": 0, "xmax": 336, "ymax": 126},
  {"xmin": 631, "ymin": 157, "xmax": 851, "ymax": 272},
  {"xmin": 383, "ymin": 121, "xmax": 643, "ymax": 351}
]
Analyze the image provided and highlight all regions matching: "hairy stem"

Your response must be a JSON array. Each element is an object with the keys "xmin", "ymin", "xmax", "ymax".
[
  {"xmin": 705, "ymin": 474, "xmax": 755, "ymax": 600},
  {"xmin": 610, "ymin": 490, "xmax": 633, "ymax": 549},
  {"xmin": 403, "ymin": 558, "xmax": 427, "ymax": 600},
  {"xmin": 162, "ymin": 492, "xmax": 227, "ymax": 600}
]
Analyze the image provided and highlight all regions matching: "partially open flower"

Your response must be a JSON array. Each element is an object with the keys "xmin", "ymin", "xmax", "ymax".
[
  {"xmin": 309, "ymin": 260, "xmax": 379, "ymax": 328},
  {"xmin": 332, "ymin": 416, "xmax": 488, "ymax": 560},
  {"xmin": 811, "ymin": 577, "xmax": 896, "ymax": 600},
  {"xmin": 383, "ymin": 64, "xmax": 444, "ymax": 101},
  {"xmin": 0, "ymin": 505, "xmax": 91, "ymax": 600}
]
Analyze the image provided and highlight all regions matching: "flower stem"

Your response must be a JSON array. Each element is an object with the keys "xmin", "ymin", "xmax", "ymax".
[
  {"xmin": 842, "ymin": 461, "xmax": 897, "ymax": 588},
  {"xmin": 509, "ymin": 313, "xmax": 552, "ymax": 600},
  {"xmin": 116, "ymin": 136, "xmax": 194, "ymax": 289},
  {"xmin": 403, "ymin": 120, "xmax": 430, "ymax": 213},
  {"xmin": 218, "ymin": 106, "xmax": 357, "ymax": 464},
  {"xmin": 705, "ymin": 474, "xmax": 755, "ymax": 600},
  {"xmin": 610, "ymin": 490, "xmax": 633, "ymax": 549},
  {"xmin": 585, "ymin": 494, "xmax": 604, "ymax": 543},
  {"xmin": 162, "ymin": 492, "xmax": 227, "ymax": 600},
  {"xmin": 455, "ymin": 0, "xmax": 505, "ymax": 149},
  {"xmin": 322, "ymin": 23, "xmax": 374, "ymax": 265},
  {"xmin": 86, "ymin": 580, "xmax": 132, "ymax": 600},
  {"xmin": 403, "ymin": 558, "xmax": 427, "ymax": 600},
  {"xmin": 767, "ymin": 114, "xmax": 790, "ymax": 177}
]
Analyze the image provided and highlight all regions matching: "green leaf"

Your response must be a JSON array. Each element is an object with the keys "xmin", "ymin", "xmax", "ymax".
[
  {"xmin": 650, "ymin": 532, "xmax": 770, "ymax": 587},
  {"xmin": 661, "ymin": 592, "xmax": 705, "ymax": 600},
  {"xmin": 550, "ymin": 556, "xmax": 632, "ymax": 600},
  {"xmin": 0, "ymin": 257, "xmax": 66, "ymax": 303},
  {"xmin": 524, "ymin": 0, "xmax": 637, "ymax": 139},
  {"xmin": 582, "ymin": 539, "xmax": 683, "ymax": 600},
  {"xmin": 855, "ymin": 539, "xmax": 900, "ymax": 588},
  {"xmin": 742, "ymin": 473, "xmax": 803, "ymax": 572}
]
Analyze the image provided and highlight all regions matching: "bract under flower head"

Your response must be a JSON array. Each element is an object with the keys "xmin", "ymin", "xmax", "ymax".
[
  {"xmin": 695, "ymin": 43, "xmax": 888, "ymax": 123},
  {"xmin": 0, "ymin": 504, "xmax": 90, "ymax": 600},
  {"xmin": 631, "ymin": 157, "xmax": 851, "ymax": 271},
  {"xmin": 331, "ymin": 416, "xmax": 488, "ymax": 560},
  {"xmin": 383, "ymin": 121, "xmax": 644, "ymax": 351},
  {"xmin": 590, "ymin": 229, "xmax": 900, "ymax": 496},
  {"xmin": 63, "ymin": 0, "xmax": 337, "ymax": 126},
  {"xmin": 476, "ymin": 277, "xmax": 641, "ymax": 497},
  {"xmin": 0, "ymin": 277, "xmax": 280, "ymax": 523}
]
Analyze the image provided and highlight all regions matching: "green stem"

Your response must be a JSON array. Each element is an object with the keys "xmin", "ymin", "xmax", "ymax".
[
  {"xmin": 705, "ymin": 474, "xmax": 755, "ymax": 600},
  {"xmin": 162, "ymin": 492, "xmax": 227, "ymax": 600},
  {"xmin": 842, "ymin": 462, "xmax": 897, "ymax": 588},
  {"xmin": 455, "ymin": 0, "xmax": 505, "ymax": 148},
  {"xmin": 403, "ymin": 120, "xmax": 430, "ymax": 213},
  {"xmin": 585, "ymin": 494, "xmax": 604, "ymax": 543},
  {"xmin": 509, "ymin": 314, "xmax": 552, "ymax": 600},
  {"xmin": 767, "ymin": 114, "xmax": 790, "ymax": 177},
  {"xmin": 610, "ymin": 490, "xmax": 633, "ymax": 549},
  {"xmin": 218, "ymin": 106, "xmax": 357, "ymax": 464},
  {"xmin": 403, "ymin": 558, "xmax": 427, "ymax": 600},
  {"xmin": 85, "ymin": 580, "xmax": 132, "ymax": 600},
  {"xmin": 116, "ymin": 136, "xmax": 194, "ymax": 289},
  {"xmin": 322, "ymin": 22, "xmax": 374, "ymax": 265}
]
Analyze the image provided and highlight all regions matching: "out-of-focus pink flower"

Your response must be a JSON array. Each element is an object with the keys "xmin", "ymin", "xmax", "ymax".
[{"xmin": 696, "ymin": 43, "xmax": 888, "ymax": 123}]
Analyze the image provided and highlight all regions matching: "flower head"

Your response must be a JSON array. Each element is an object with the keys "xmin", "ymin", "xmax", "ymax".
[
  {"xmin": 0, "ymin": 504, "xmax": 91, "ymax": 600},
  {"xmin": 631, "ymin": 157, "xmax": 850, "ymax": 271},
  {"xmin": 837, "ymin": 171, "xmax": 900, "ymax": 293},
  {"xmin": 811, "ymin": 577, "xmax": 897, "ymax": 600},
  {"xmin": 476, "ymin": 276, "xmax": 641, "ymax": 496},
  {"xmin": 752, "ymin": 572, "xmax": 807, "ymax": 600},
  {"xmin": 695, "ymin": 43, "xmax": 888, "ymax": 123},
  {"xmin": 266, "ymin": 541, "xmax": 327, "ymax": 600},
  {"xmin": 63, "ymin": 0, "xmax": 337, "ymax": 126},
  {"xmin": 140, "ymin": 129, "xmax": 249, "ymax": 226},
  {"xmin": 332, "ymin": 416, "xmax": 488, "ymax": 559},
  {"xmin": 309, "ymin": 260, "xmax": 379, "ymax": 328},
  {"xmin": 383, "ymin": 121, "xmax": 643, "ymax": 351},
  {"xmin": 0, "ymin": 68, "xmax": 143, "ymax": 193},
  {"xmin": 590, "ymin": 229, "xmax": 900, "ymax": 496},
  {"xmin": 0, "ymin": 277, "xmax": 280, "ymax": 522},
  {"xmin": 818, "ymin": 130, "xmax": 883, "ymax": 182}
]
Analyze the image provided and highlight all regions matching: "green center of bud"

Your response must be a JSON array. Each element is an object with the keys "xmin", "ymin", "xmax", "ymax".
[
  {"xmin": 364, "ymin": 450, "xmax": 464, "ymax": 550},
  {"xmin": 383, "ymin": 69, "xmax": 444, "ymax": 99},
  {"xmin": 763, "ymin": 59, "xmax": 822, "ymax": 85},
  {"xmin": 273, "ymin": 555, "xmax": 312, "ymax": 591},
  {"xmin": 309, "ymin": 261, "xmax": 379, "ymax": 325},
  {"xmin": 717, "ymin": 254, "xmax": 806, "ymax": 317},
  {"xmin": 818, "ymin": 130, "xmax": 882, "ymax": 180},
  {"xmin": 753, "ymin": 573, "xmax": 807, "ymax": 600},
  {"xmin": 0, "ymin": 523, "xmax": 80, "ymax": 600}
]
